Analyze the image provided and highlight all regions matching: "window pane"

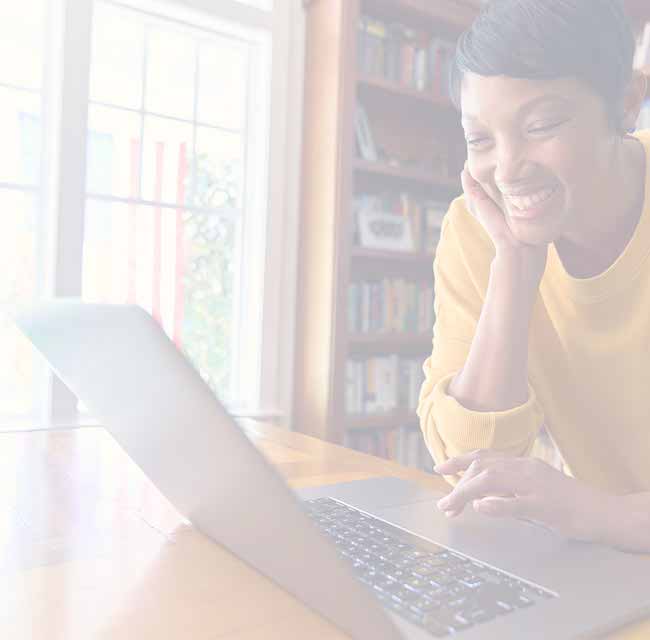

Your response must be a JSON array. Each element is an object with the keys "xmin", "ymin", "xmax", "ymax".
[
  {"xmin": 194, "ymin": 126, "xmax": 243, "ymax": 209},
  {"xmin": 0, "ymin": 0, "xmax": 46, "ymax": 90},
  {"xmin": 87, "ymin": 105, "xmax": 142, "ymax": 198},
  {"xmin": 0, "ymin": 87, "xmax": 41, "ymax": 186},
  {"xmin": 90, "ymin": 3, "xmax": 144, "ymax": 110},
  {"xmin": 197, "ymin": 38, "xmax": 248, "ymax": 130},
  {"xmin": 183, "ymin": 211, "xmax": 236, "ymax": 400},
  {"xmin": 83, "ymin": 200, "xmax": 236, "ymax": 401},
  {"xmin": 145, "ymin": 28, "xmax": 196, "ymax": 121},
  {"xmin": 0, "ymin": 190, "xmax": 39, "ymax": 418},
  {"xmin": 141, "ymin": 115, "xmax": 193, "ymax": 205}
]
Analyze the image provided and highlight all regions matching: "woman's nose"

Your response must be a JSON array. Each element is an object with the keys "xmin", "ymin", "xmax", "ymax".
[{"xmin": 493, "ymin": 139, "xmax": 529, "ymax": 186}]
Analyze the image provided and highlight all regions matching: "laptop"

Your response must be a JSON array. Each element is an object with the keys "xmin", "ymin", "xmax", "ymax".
[{"xmin": 14, "ymin": 300, "xmax": 650, "ymax": 639}]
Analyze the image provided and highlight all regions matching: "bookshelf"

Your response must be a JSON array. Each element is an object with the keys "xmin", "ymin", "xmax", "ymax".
[
  {"xmin": 294, "ymin": 0, "xmax": 474, "ymax": 473},
  {"xmin": 294, "ymin": 0, "xmax": 650, "ymax": 473}
]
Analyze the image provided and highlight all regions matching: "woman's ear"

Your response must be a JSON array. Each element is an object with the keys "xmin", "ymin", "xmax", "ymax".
[{"xmin": 621, "ymin": 70, "xmax": 648, "ymax": 133}]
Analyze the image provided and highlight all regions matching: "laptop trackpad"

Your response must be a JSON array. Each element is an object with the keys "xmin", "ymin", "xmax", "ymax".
[{"xmin": 373, "ymin": 499, "xmax": 577, "ymax": 588}]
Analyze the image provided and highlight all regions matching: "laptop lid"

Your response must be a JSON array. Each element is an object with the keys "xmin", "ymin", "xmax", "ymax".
[{"xmin": 14, "ymin": 300, "xmax": 402, "ymax": 640}]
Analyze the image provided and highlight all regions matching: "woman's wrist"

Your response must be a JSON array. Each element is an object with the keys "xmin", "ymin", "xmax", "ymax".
[
  {"xmin": 591, "ymin": 492, "xmax": 650, "ymax": 553},
  {"xmin": 586, "ymin": 491, "xmax": 624, "ymax": 547},
  {"xmin": 490, "ymin": 251, "xmax": 544, "ymax": 310}
]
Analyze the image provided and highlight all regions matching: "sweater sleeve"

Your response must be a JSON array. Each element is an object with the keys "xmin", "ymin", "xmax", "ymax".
[{"xmin": 416, "ymin": 198, "xmax": 545, "ymax": 485}]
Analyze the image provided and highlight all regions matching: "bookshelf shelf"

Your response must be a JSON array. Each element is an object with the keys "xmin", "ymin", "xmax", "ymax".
[
  {"xmin": 350, "ymin": 247, "xmax": 435, "ymax": 266},
  {"xmin": 346, "ymin": 409, "xmax": 419, "ymax": 431},
  {"xmin": 353, "ymin": 158, "xmax": 460, "ymax": 189},
  {"xmin": 348, "ymin": 331, "xmax": 432, "ymax": 352},
  {"xmin": 361, "ymin": 0, "xmax": 478, "ymax": 30},
  {"xmin": 357, "ymin": 74, "xmax": 454, "ymax": 108}
]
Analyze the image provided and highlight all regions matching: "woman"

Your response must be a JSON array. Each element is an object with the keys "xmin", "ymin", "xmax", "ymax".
[{"xmin": 416, "ymin": 0, "xmax": 650, "ymax": 553}]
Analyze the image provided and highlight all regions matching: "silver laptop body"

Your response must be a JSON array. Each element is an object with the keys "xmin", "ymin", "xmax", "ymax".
[{"xmin": 14, "ymin": 300, "xmax": 650, "ymax": 639}]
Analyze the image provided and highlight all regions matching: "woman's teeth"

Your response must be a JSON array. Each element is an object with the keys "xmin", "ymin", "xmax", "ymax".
[{"xmin": 505, "ymin": 186, "xmax": 557, "ymax": 211}]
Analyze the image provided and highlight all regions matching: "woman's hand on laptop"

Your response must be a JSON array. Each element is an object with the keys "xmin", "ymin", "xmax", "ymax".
[{"xmin": 433, "ymin": 449, "xmax": 617, "ymax": 544}]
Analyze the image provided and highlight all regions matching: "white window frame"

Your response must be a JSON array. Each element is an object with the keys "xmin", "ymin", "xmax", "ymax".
[{"xmin": 42, "ymin": 0, "xmax": 305, "ymax": 428}]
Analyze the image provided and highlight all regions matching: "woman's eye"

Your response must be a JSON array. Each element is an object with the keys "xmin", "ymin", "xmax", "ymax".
[
  {"xmin": 529, "ymin": 121, "xmax": 564, "ymax": 134},
  {"xmin": 466, "ymin": 137, "xmax": 489, "ymax": 148}
]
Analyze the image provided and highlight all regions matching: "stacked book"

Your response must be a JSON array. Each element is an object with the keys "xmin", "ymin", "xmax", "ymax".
[
  {"xmin": 357, "ymin": 15, "xmax": 456, "ymax": 98},
  {"xmin": 352, "ymin": 192, "xmax": 447, "ymax": 253},
  {"xmin": 345, "ymin": 356, "xmax": 425, "ymax": 414},
  {"xmin": 348, "ymin": 278, "xmax": 434, "ymax": 334}
]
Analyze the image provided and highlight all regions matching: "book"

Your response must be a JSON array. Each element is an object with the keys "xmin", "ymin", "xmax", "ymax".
[
  {"xmin": 354, "ymin": 103, "xmax": 378, "ymax": 162},
  {"xmin": 345, "ymin": 355, "xmax": 426, "ymax": 415},
  {"xmin": 428, "ymin": 37, "xmax": 455, "ymax": 98},
  {"xmin": 348, "ymin": 278, "xmax": 434, "ymax": 334},
  {"xmin": 357, "ymin": 15, "xmax": 456, "ymax": 98}
]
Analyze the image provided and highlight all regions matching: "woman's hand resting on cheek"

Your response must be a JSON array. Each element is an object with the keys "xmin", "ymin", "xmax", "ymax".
[
  {"xmin": 434, "ymin": 448, "xmax": 616, "ymax": 544},
  {"xmin": 461, "ymin": 163, "xmax": 548, "ymax": 286}
]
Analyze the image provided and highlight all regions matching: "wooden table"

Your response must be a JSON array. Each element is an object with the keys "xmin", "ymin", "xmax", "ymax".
[{"xmin": 2, "ymin": 421, "xmax": 648, "ymax": 639}]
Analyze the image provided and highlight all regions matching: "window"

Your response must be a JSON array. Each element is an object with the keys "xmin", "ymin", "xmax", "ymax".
[
  {"xmin": 0, "ymin": 0, "xmax": 304, "ymax": 428},
  {"xmin": 83, "ymin": 1, "xmax": 270, "ymax": 404},
  {"xmin": 0, "ymin": 0, "xmax": 50, "ymax": 424}
]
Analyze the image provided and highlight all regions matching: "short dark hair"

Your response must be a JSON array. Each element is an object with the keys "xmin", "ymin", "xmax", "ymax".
[{"xmin": 449, "ymin": 0, "xmax": 636, "ymax": 133}]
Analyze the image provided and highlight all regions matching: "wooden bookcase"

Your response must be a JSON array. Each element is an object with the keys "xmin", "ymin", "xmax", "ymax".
[
  {"xmin": 293, "ymin": 0, "xmax": 650, "ymax": 470},
  {"xmin": 293, "ymin": 0, "xmax": 476, "ymax": 471}
]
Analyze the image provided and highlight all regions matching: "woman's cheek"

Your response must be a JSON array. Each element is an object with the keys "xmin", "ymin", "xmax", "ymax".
[{"xmin": 466, "ymin": 153, "xmax": 488, "ymax": 183}]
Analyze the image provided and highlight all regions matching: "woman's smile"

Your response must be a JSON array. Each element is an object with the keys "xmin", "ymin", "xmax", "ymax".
[{"xmin": 503, "ymin": 183, "xmax": 562, "ymax": 220}]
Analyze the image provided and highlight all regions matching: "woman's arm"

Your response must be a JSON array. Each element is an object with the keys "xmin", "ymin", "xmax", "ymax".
[
  {"xmin": 448, "ymin": 250, "xmax": 544, "ymax": 411},
  {"xmin": 417, "ymin": 168, "xmax": 548, "ymax": 478}
]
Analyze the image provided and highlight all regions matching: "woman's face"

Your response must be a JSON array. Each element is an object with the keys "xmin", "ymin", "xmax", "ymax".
[{"xmin": 461, "ymin": 72, "xmax": 621, "ymax": 246}]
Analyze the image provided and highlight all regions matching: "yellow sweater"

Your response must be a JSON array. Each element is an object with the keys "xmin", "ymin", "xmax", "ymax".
[{"xmin": 417, "ymin": 129, "xmax": 650, "ymax": 495}]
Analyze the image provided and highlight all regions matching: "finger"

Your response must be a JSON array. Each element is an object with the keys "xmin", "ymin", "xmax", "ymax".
[
  {"xmin": 460, "ymin": 166, "xmax": 489, "ymax": 203},
  {"xmin": 460, "ymin": 168, "xmax": 511, "ymax": 233},
  {"xmin": 435, "ymin": 459, "xmax": 487, "ymax": 516},
  {"xmin": 473, "ymin": 496, "xmax": 532, "ymax": 518},
  {"xmin": 437, "ymin": 467, "xmax": 519, "ymax": 513}
]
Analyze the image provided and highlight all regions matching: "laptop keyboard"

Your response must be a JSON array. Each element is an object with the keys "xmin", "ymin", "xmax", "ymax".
[{"xmin": 304, "ymin": 497, "xmax": 557, "ymax": 637}]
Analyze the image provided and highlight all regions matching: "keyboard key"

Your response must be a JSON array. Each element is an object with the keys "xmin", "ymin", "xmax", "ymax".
[
  {"xmin": 391, "ymin": 588, "xmax": 420, "ymax": 604},
  {"xmin": 463, "ymin": 607, "xmax": 496, "ymax": 624},
  {"xmin": 372, "ymin": 579, "xmax": 397, "ymax": 594},
  {"xmin": 411, "ymin": 597, "xmax": 441, "ymax": 614},
  {"xmin": 404, "ymin": 576, "xmax": 430, "ymax": 591},
  {"xmin": 413, "ymin": 563, "xmax": 438, "ymax": 577}
]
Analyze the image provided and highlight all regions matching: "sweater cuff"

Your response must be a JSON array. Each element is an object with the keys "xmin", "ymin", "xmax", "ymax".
[{"xmin": 431, "ymin": 372, "xmax": 541, "ymax": 451}]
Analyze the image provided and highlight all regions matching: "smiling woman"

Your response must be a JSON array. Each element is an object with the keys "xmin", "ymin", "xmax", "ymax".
[{"xmin": 416, "ymin": 0, "xmax": 650, "ymax": 552}]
